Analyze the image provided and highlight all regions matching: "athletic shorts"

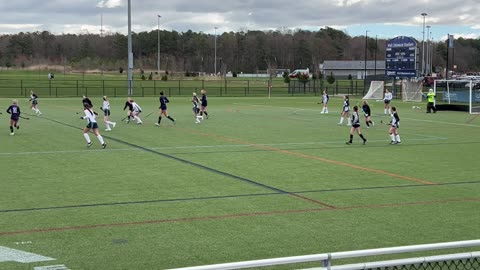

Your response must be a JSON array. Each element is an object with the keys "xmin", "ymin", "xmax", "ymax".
[
  {"xmin": 392, "ymin": 123, "xmax": 399, "ymax": 128},
  {"xmin": 343, "ymin": 107, "xmax": 350, "ymax": 112},
  {"xmin": 32, "ymin": 100, "xmax": 38, "ymax": 105},
  {"xmin": 384, "ymin": 100, "xmax": 391, "ymax": 104},
  {"xmin": 352, "ymin": 124, "xmax": 360, "ymax": 128},
  {"xmin": 86, "ymin": 122, "xmax": 99, "ymax": 129},
  {"xmin": 103, "ymin": 109, "xmax": 111, "ymax": 116},
  {"xmin": 364, "ymin": 113, "xmax": 370, "ymax": 117},
  {"xmin": 193, "ymin": 107, "xmax": 200, "ymax": 113}
]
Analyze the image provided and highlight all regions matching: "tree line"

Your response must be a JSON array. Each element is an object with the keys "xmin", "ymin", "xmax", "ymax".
[{"xmin": 0, "ymin": 27, "xmax": 479, "ymax": 75}]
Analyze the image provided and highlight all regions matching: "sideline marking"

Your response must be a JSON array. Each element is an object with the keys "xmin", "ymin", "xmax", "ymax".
[
  {"xmin": 1, "ymin": 198, "xmax": 478, "ymax": 236},
  {"xmin": 34, "ymin": 265, "xmax": 69, "ymax": 270},
  {"xmin": 0, "ymin": 246, "xmax": 55, "ymax": 263}
]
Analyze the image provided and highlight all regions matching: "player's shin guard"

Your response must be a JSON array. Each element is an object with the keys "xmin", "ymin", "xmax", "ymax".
[
  {"xmin": 395, "ymin": 134, "xmax": 401, "ymax": 143},
  {"xmin": 97, "ymin": 135, "xmax": 105, "ymax": 145},
  {"xmin": 83, "ymin": 133, "xmax": 91, "ymax": 143},
  {"xmin": 390, "ymin": 133, "xmax": 395, "ymax": 142},
  {"xmin": 167, "ymin": 116, "xmax": 175, "ymax": 122}
]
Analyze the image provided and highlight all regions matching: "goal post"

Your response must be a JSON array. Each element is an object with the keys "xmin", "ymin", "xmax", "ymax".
[
  {"xmin": 433, "ymin": 79, "xmax": 480, "ymax": 114},
  {"xmin": 362, "ymin": 81, "xmax": 384, "ymax": 100}
]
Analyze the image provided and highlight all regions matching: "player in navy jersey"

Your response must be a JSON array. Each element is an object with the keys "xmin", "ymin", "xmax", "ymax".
[
  {"xmin": 192, "ymin": 92, "xmax": 202, "ymax": 124},
  {"xmin": 155, "ymin": 91, "xmax": 176, "ymax": 126},
  {"xmin": 29, "ymin": 90, "xmax": 42, "ymax": 116},
  {"xmin": 7, "ymin": 99, "xmax": 21, "ymax": 135},
  {"xmin": 346, "ymin": 106, "xmax": 367, "ymax": 145},
  {"xmin": 200, "ymin": 89, "xmax": 209, "ymax": 119},
  {"xmin": 338, "ymin": 95, "xmax": 351, "ymax": 125},
  {"xmin": 123, "ymin": 97, "xmax": 134, "ymax": 123},
  {"xmin": 389, "ymin": 106, "xmax": 401, "ymax": 144},
  {"xmin": 361, "ymin": 100, "xmax": 374, "ymax": 127},
  {"xmin": 80, "ymin": 103, "xmax": 106, "ymax": 148}
]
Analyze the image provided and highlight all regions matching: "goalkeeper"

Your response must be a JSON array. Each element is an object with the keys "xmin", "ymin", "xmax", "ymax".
[{"xmin": 424, "ymin": 89, "xmax": 437, "ymax": 113}]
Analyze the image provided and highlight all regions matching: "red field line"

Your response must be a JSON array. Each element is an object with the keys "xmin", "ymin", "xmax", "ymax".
[
  {"xmin": 1, "ymin": 198, "xmax": 478, "ymax": 236},
  {"xmin": 466, "ymin": 114, "xmax": 480, "ymax": 124},
  {"xmin": 181, "ymin": 128, "xmax": 437, "ymax": 186}
]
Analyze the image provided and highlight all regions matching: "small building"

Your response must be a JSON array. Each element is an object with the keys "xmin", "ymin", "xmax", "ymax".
[{"xmin": 320, "ymin": 61, "xmax": 386, "ymax": 79}]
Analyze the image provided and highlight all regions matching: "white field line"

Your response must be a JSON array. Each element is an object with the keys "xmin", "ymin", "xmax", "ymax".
[
  {"xmin": 0, "ymin": 138, "xmax": 447, "ymax": 156},
  {"xmin": 234, "ymin": 103, "xmax": 480, "ymax": 128}
]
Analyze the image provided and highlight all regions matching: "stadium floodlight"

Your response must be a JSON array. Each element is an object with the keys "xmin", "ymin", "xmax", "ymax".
[{"xmin": 364, "ymin": 30, "xmax": 369, "ymax": 80}]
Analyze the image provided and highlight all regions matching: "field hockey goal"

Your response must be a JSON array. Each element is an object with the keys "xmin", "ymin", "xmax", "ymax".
[
  {"xmin": 402, "ymin": 80, "xmax": 423, "ymax": 102},
  {"xmin": 362, "ymin": 81, "xmax": 384, "ymax": 100},
  {"xmin": 433, "ymin": 79, "xmax": 480, "ymax": 114}
]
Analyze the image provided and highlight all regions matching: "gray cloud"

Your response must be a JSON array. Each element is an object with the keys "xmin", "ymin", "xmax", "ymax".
[{"xmin": 0, "ymin": 0, "xmax": 478, "ymax": 37}]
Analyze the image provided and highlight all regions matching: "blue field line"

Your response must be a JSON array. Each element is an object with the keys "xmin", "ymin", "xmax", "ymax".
[
  {"xmin": 34, "ymin": 114, "xmax": 290, "ymax": 195},
  {"xmin": 1, "ymin": 180, "xmax": 479, "ymax": 214}
]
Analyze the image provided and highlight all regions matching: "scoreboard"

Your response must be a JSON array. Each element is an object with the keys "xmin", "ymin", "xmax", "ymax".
[{"xmin": 385, "ymin": 36, "xmax": 418, "ymax": 78}]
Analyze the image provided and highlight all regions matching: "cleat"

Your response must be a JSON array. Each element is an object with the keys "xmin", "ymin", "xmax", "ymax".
[
  {"xmin": 87, "ymin": 142, "xmax": 93, "ymax": 147},
  {"xmin": 363, "ymin": 139, "xmax": 367, "ymax": 145},
  {"xmin": 105, "ymin": 128, "xmax": 111, "ymax": 131},
  {"xmin": 396, "ymin": 141, "xmax": 401, "ymax": 144},
  {"xmin": 112, "ymin": 122, "xmax": 116, "ymax": 128},
  {"xmin": 345, "ymin": 141, "xmax": 351, "ymax": 145},
  {"xmin": 16, "ymin": 125, "xmax": 20, "ymax": 130},
  {"xmin": 173, "ymin": 120, "xmax": 176, "ymax": 125},
  {"xmin": 390, "ymin": 141, "xmax": 396, "ymax": 145},
  {"xmin": 155, "ymin": 123, "xmax": 160, "ymax": 127},
  {"xmin": 102, "ymin": 143, "xmax": 107, "ymax": 149},
  {"xmin": 337, "ymin": 123, "xmax": 342, "ymax": 125},
  {"xmin": 10, "ymin": 132, "xmax": 14, "ymax": 136}
]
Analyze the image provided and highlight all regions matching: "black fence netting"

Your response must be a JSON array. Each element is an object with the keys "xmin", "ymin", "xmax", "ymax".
[{"xmin": 365, "ymin": 257, "xmax": 480, "ymax": 270}]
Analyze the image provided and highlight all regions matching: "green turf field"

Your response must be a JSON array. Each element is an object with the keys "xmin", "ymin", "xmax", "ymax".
[{"xmin": 0, "ymin": 95, "xmax": 479, "ymax": 269}]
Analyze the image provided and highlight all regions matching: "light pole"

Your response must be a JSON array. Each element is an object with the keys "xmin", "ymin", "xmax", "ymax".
[
  {"xmin": 214, "ymin": 27, "xmax": 218, "ymax": 76},
  {"xmin": 364, "ymin": 30, "xmax": 369, "ymax": 80},
  {"xmin": 374, "ymin": 35, "xmax": 378, "ymax": 76},
  {"xmin": 421, "ymin": 12, "xmax": 427, "ymax": 76},
  {"xmin": 426, "ymin": 25, "xmax": 431, "ymax": 75},
  {"xmin": 157, "ymin": 15, "xmax": 161, "ymax": 74},
  {"xmin": 127, "ymin": 0, "xmax": 133, "ymax": 96}
]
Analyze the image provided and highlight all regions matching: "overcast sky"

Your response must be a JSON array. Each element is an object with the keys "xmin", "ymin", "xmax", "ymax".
[{"xmin": 1, "ymin": 0, "xmax": 479, "ymax": 42}]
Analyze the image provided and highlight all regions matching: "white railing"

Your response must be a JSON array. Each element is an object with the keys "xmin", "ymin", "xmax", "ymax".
[{"xmin": 167, "ymin": 239, "xmax": 480, "ymax": 270}]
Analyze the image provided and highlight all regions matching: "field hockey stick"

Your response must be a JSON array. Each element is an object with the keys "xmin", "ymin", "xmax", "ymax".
[
  {"xmin": 144, "ymin": 111, "xmax": 155, "ymax": 119},
  {"xmin": 19, "ymin": 115, "xmax": 30, "ymax": 120}
]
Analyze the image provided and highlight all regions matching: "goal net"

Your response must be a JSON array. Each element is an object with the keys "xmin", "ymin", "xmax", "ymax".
[
  {"xmin": 433, "ymin": 79, "xmax": 480, "ymax": 114},
  {"xmin": 402, "ymin": 80, "xmax": 423, "ymax": 102},
  {"xmin": 363, "ymin": 81, "xmax": 384, "ymax": 100}
]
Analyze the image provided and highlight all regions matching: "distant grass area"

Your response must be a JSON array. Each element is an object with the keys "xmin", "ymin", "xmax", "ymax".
[
  {"xmin": 0, "ymin": 69, "xmax": 365, "ymax": 99},
  {"xmin": 0, "ymin": 95, "xmax": 479, "ymax": 269}
]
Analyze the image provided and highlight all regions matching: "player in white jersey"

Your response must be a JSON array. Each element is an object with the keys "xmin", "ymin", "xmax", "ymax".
[
  {"xmin": 29, "ymin": 90, "xmax": 42, "ymax": 116},
  {"xmin": 338, "ymin": 95, "xmax": 351, "ymax": 126},
  {"xmin": 320, "ymin": 91, "xmax": 329, "ymax": 114},
  {"xmin": 384, "ymin": 89, "xmax": 393, "ymax": 115},
  {"xmin": 101, "ymin": 96, "xmax": 116, "ymax": 131},
  {"xmin": 80, "ymin": 104, "xmax": 106, "ymax": 148},
  {"xmin": 388, "ymin": 106, "xmax": 401, "ymax": 144},
  {"xmin": 192, "ymin": 92, "xmax": 202, "ymax": 123},
  {"xmin": 130, "ymin": 100, "xmax": 143, "ymax": 124}
]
